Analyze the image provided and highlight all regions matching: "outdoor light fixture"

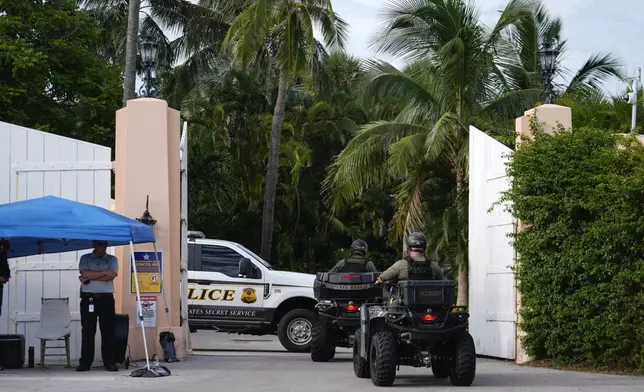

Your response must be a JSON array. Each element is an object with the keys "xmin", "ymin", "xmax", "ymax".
[
  {"xmin": 138, "ymin": 37, "xmax": 160, "ymax": 98},
  {"xmin": 538, "ymin": 40, "xmax": 560, "ymax": 104},
  {"xmin": 136, "ymin": 195, "xmax": 157, "ymax": 226}
]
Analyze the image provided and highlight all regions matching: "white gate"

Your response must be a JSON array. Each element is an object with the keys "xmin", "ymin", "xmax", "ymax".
[
  {"xmin": 0, "ymin": 121, "xmax": 112, "ymax": 363},
  {"xmin": 468, "ymin": 125, "xmax": 517, "ymax": 359}
]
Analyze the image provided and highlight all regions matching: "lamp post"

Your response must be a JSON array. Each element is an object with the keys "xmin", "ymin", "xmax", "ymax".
[
  {"xmin": 138, "ymin": 37, "xmax": 160, "ymax": 98},
  {"xmin": 538, "ymin": 41, "xmax": 559, "ymax": 104}
]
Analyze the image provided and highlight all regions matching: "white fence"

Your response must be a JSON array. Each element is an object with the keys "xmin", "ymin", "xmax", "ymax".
[
  {"xmin": 0, "ymin": 121, "xmax": 112, "ymax": 363},
  {"xmin": 468, "ymin": 126, "xmax": 517, "ymax": 360}
]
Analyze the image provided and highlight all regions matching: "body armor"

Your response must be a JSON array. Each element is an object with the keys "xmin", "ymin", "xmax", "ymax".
[
  {"xmin": 337, "ymin": 256, "xmax": 369, "ymax": 273},
  {"xmin": 405, "ymin": 256, "xmax": 435, "ymax": 280}
]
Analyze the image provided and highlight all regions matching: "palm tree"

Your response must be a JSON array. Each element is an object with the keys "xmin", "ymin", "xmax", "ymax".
[
  {"xmin": 123, "ymin": 0, "xmax": 141, "ymax": 104},
  {"xmin": 221, "ymin": 0, "xmax": 348, "ymax": 261},
  {"xmin": 498, "ymin": 0, "xmax": 623, "ymax": 98},
  {"xmin": 324, "ymin": 0, "xmax": 541, "ymax": 306},
  {"xmin": 80, "ymin": 0, "xmax": 222, "ymax": 105}
]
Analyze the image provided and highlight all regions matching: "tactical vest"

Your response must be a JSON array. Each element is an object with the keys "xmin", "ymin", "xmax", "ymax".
[
  {"xmin": 337, "ymin": 256, "xmax": 369, "ymax": 273},
  {"xmin": 405, "ymin": 256, "xmax": 435, "ymax": 280}
]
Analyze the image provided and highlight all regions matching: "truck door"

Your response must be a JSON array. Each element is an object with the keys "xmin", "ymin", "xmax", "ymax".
[{"xmin": 187, "ymin": 243, "xmax": 266, "ymax": 327}]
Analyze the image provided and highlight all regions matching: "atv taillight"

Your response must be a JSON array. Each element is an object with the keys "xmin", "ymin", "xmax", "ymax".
[
  {"xmin": 344, "ymin": 304, "xmax": 359, "ymax": 312},
  {"xmin": 419, "ymin": 314, "xmax": 438, "ymax": 322}
]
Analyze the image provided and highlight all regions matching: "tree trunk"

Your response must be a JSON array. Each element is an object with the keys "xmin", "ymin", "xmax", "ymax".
[
  {"xmin": 455, "ymin": 166, "xmax": 468, "ymax": 307},
  {"xmin": 123, "ymin": 0, "xmax": 141, "ymax": 106},
  {"xmin": 260, "ymin": 73, "xmax": 288, "ymax": 262}
]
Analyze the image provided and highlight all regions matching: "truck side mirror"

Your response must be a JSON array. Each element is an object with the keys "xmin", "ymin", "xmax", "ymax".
[{"xmin": 239, "ymin": 257, "xmax": 254, "ymax": 278}]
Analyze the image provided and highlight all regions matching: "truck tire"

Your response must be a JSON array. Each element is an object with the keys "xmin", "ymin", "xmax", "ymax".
[
  {"xmin": 370, "ymin": 331, "xmax": 397, "ymax": 386},
  {"xmin": 353, "ymin": 330, "xmax": 369, "ymax": 378},
  {"xmin": 278, "ymin": 308, "xmax": 314, "ymax": 352},
  {"xmin": 449, "ymin": 332, "xmax": 476, "ymax": 387},
  {"xmin": 311, "ymin": 321, "xmax": 335, "ymax": 362}
]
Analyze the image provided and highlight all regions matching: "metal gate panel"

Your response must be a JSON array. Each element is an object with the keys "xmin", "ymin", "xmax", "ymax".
[
  {"xmin": 468, "ymin": 126, "xmax": 517, "ymax": 359},
  {"xmin": 0, "ymin": 121, "xmax": 112, "ymax": 363}
]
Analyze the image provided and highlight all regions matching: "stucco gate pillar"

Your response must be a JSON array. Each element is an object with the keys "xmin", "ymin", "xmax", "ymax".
[
  {"xmin": 514, "ymin": 104, "xmax": 572, "ymax": 364},
  {"xmin": 113, "ymin": 98, "xmax": 187, "ymax": 361}
]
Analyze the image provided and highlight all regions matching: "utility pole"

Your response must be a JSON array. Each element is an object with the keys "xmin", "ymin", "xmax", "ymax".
[{"xmin": 628, "ymin": 67, "xmax": 641, "ymax": 133}]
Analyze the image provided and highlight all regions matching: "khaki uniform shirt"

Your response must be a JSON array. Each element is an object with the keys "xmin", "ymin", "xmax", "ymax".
[
  {"xmin": 329, "ymin": 255, "xmax": 377, "ymax": 273},
  {"xmin": 379, "ymin": 256, "xmax": 444, "ymax": 282}
]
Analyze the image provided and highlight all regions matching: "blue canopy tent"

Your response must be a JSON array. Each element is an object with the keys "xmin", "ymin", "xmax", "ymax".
[
  {"xmin": 0, "ymin": 195, "xmax": 159, "ymax": 372},
  {"xmin": 0, "ymin": 196, "xmax": 155, "ymax": 257}
]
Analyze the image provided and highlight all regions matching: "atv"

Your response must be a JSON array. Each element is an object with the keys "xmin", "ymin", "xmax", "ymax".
[
  {"xmin": 310, "ymin": 272, "xmax": 382, "ymax": 362},
  {"xmin": 353, "ymin": 279, "xmax": 475, "ymax": 387}
]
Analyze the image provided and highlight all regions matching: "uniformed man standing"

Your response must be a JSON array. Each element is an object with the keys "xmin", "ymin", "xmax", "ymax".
[
  {"xmin": 377, "ymin": 232, "xmax": 444, "ymax": 283},
  {"xmin": 329, "ymin": 239, "xmax": 377, "ymax": 273},
  {"xmin": 76, "ymin": 240, "xmax": 118, "ymax": 372}
]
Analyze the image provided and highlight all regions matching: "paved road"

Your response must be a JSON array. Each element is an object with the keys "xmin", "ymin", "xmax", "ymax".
[{"xmin": 2, "ymin": 331, "xmax": 642, "ymax": 392}]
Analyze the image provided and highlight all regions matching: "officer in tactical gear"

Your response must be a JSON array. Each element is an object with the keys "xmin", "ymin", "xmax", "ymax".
[
  {"xmin": 329, "ymin": 239, "xmax": 377, "ymax": 273},
  {"xmin": 377, "ymin": 232, "xmax": 444, "ymax": 284}
]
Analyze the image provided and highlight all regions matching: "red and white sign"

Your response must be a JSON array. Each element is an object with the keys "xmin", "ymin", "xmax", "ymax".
[{"xmin": 135, "ymin": 296, "xmax": 157, "ymax": 328}]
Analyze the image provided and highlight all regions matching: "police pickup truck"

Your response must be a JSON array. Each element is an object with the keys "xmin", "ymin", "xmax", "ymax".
[{"xmin": 187, "ymin": 232, "xmax": 317, "ymax": 352}]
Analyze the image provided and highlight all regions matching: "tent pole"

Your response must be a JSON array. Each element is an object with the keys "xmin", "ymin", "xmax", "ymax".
[
  {"xmin": 130, "ymin": 241, "xmax": 151, "ymax": 370},
  {"xmin": 151, "ymin": 243, "xmax": 172, "ymax": 331}
]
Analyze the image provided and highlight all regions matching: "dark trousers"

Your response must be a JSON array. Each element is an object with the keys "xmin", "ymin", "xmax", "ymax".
[
  {"xmin": 79, "ymin": 292, "xmax": 115, "ymax": 366},
  {"xmin": 0, "ymin": 283, "xmax": 4, "ymax": 318}
]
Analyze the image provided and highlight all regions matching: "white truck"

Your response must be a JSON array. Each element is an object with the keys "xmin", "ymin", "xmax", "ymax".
[{"xmin": 186, "ymin": 232, "xmax": 318, "ymax": 352}]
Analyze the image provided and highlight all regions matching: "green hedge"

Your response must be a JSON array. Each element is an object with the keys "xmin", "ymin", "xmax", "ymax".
[{"xmin": 499, "ymin": 124, "xmax": 644, "ymax": 370}]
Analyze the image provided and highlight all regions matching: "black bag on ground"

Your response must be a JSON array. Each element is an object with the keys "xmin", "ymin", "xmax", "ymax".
[{"xmin": 159, "ymin": 331, "xmax": 179, "ymax": 363}]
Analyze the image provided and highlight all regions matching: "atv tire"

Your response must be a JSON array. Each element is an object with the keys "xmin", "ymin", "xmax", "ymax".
[
  {"xmin": 369, "ymin": 331, "xmax": 397, "ymax": 386},
  {"xmin": 353, "ymin": 330, "xmax": 369, "ymax": 378},
  {"xmin": 431, "ymin": 360, "xmax": 451, "ymax": 378},
  {"xmin": 449, "ymin": 332, "xmax": 476, "ymax": 386},
  {"xmin": 311, "ymin": 321, "xmax": 335, "ymax": 362}
]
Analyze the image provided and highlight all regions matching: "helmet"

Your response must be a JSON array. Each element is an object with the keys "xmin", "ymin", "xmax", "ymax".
[
  {"xmin": 407, "ymin": 232, "xmax": 427, "ymax": 251},
  {"xmin": 350, "ymin": 239, "xmax": 368, "ymax": 255}
]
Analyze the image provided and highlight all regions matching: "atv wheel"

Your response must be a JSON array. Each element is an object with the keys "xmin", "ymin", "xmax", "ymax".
[
  {"xmin": 311, "ymin": 321, "xmax": 335, "ymax": 362},
  {"xmin": 278, "ymin": 309, "xmax": 314, "ymax": 352},
  {"xmin": 449, "ymin": 332, "xmax": 476, "ymax": 386},
  {"xmin": 431, "ymin": 360, "xmax": 451, "ymax": 378},
  {"xmin": 369, "ymin": 331, "xmax": 397, "ymax": 386},
  {"xmin": 353, "ymin": 330, "xmax": 369, "ymax": 378}
]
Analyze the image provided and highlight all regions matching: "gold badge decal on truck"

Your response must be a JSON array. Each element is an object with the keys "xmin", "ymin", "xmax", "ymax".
[{"xmin": 241, "ymin": 288, "xmax": 257, "ymax": 304}]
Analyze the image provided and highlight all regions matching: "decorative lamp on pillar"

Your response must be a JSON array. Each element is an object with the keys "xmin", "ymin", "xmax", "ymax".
[
  {"xmin": 538, "ymin": 40, "xmax": 560, "ymax": 104},
  {"xmin": 138, "ymin": 37, "xmax": 160, "ymax": 98},
  {"xmin": 136, "ymin": 195, "xmax": 157, "ymax": 227}
]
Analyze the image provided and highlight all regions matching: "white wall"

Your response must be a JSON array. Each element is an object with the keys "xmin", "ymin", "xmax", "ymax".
[
  {"xmin": 468, "ymin": 126, "xmax": 517, "ymax": 360},
  {"xmin": 0, "ymin": 121, "xmax": 112, "ymax": 364}
]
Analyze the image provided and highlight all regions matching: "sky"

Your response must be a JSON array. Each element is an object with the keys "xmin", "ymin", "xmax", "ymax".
[{"xmin": 168, "ymin": 0, "xmax": 643, "ymax": 96}]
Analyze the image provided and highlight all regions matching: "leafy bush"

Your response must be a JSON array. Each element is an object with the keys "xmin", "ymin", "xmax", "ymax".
[{"xmin": 499, "ymin": 125, "xmax": 644, "ymax": 370}]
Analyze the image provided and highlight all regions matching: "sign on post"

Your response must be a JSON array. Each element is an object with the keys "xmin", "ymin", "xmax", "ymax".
[
  {"xmin": 135, "ymin": 296, "xmax": 157, "ymax": 328},
  {"xmin": 130, "ymin": 251, "xmax": 163, "ymax": 294}
]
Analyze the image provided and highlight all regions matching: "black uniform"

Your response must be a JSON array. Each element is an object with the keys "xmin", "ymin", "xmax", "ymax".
[{"xmin": 0, "ymin": 250, "xmax": 10, "ymax": 318}]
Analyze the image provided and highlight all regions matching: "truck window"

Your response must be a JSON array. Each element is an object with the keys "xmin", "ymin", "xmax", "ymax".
[{"xmin": 201, "ymin": 244, "xmax": 245, "ymax": 278}]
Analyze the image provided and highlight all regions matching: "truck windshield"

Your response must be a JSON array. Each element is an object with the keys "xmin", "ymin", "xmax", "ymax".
[{"xmin": 238, "ymin": 244, "xmax": 278, "ymax": 270}]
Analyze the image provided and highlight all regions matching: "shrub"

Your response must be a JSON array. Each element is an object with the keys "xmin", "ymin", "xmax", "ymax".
[{"xmin": 499, "ymin": 125, "xmax": 644, "ymax": 370}]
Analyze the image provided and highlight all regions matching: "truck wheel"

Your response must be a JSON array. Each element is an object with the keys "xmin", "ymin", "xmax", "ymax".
[
  {"xmin": 449, "ymin": 332, "xmax": 476, "ymax": 387},
  {"xmin": 278, "ymin": 308, "xmax": 314, "ymax": 352},
  {"xmin": 311, "ymin": 321, "xmax": 335, "ymax": 362},
  {"xmin": 353, "ymin": 330, "xmax": 369, "ymax": 378},
  {"xmin": 370, "ymin": 331, "xmax": 397, "ymax": 386}
]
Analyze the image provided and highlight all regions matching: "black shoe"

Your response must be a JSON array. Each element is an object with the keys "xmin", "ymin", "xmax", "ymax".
[
  {"xmin": 76, "ymin": 364, "xmax": 91, "ymax": 372},
  {"xmin": 105, "ymin": 364, "xmax": 118, "ymax": 372},
  {"xmin": 0, "ymin": 364, "xmax": 4, "ymax": 371}
]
